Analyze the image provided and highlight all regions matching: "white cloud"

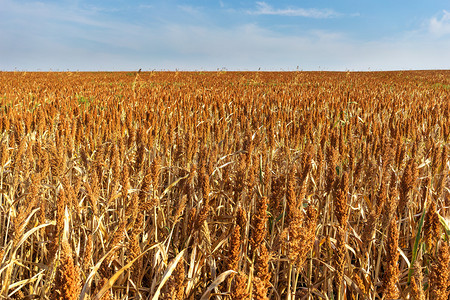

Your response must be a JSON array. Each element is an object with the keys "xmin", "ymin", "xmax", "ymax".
[
  {"xmin": 249, "ymin": 2, "xmax": 339, "ymax": 18},
  {"xmin": 178, "ymin": 5, "xmax": 202, "ymax": 15},
  {"xmin": 136, "ymin": 23, "xmax": 450, "ymax": 71},
  {"xmin": 429, "ymin": 10, "xmax": 450, "ymax": 37},
  {"xmin": 1, "ymin": 0, "xmax": 449, "ymax": 71},
  {"xmin": 139, "ymin": 4, "xmax": 153, "ymax": 9},
  {"xmin": 0, "ymin": 0, "xmax": 116, "ymax": 29}
]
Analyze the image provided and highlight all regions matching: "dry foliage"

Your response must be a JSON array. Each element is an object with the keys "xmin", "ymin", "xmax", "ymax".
[{"xmin": 0, "ymin": 70, "xmax": 449, "ymax": 299}]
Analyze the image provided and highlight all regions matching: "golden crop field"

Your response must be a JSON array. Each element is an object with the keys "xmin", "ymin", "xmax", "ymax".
[{"xmin": 0, "ymin": 70, "xmax": 449, "ymax": 299}]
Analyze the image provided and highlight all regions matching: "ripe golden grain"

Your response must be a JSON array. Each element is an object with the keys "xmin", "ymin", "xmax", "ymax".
[{"xmin": 0, "ymin": 71, "xmax": 448, "ymax": 298}]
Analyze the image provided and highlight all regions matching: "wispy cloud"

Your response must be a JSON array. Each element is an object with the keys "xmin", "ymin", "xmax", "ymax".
[
  {"xmin": 1, "ymin": 0, "xmax": 449, "ymax": 71},
  {"xmin": 249, "ymin": 2, "xmax": 339, "ymax": 18},
  {"xmin": 1, "ymin": 0, "xmax": 115, "ymax": 29},
  {"xmin": 139, "ymin": 4, "xmax": 153, "ymax": 10},
  {"xmin": 178, "ymin": 5, "xmax": 202, "ymax": 15},
  {"xmin": 429, "ymin": 10, "xmax": 450, "ymax": 37}
]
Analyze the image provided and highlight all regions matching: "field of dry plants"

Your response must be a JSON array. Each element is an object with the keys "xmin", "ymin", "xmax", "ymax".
[{"xmin": 0, "ymin": 70, "xmax": 450, "ymax": 299}]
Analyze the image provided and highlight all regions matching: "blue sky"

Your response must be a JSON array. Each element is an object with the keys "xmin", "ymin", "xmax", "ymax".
[{"xmin": 1, "ymin": 0, "xmax": 449, "ymax": 71}]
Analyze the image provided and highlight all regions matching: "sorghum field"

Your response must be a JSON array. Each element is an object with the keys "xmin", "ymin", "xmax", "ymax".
[{"xmin": 0, "ymin": 70, "xmax": 450, "ymax": 300}]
